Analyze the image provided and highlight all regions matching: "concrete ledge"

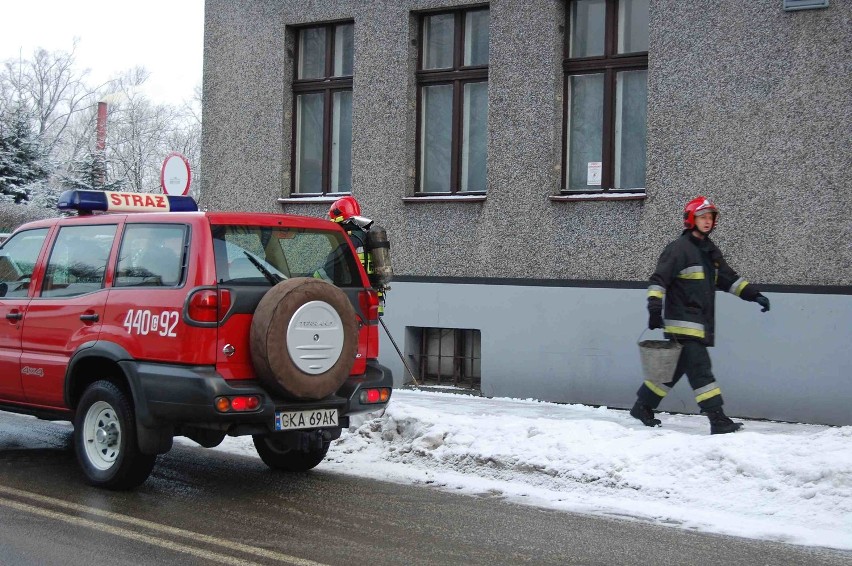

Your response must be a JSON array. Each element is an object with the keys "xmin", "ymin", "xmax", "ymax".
[{"xmin": 549, "ymin": 192, "xmax": 646, "ymax": 202}]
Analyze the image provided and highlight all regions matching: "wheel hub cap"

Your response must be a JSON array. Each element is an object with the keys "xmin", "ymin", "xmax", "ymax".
[
  {"xmin": 95, "ymin": 424, "xmax": 118, "ymax": 446},
  {"xmin": 83, "ymin": 401, "xmax": 121, "ymax": 470}
]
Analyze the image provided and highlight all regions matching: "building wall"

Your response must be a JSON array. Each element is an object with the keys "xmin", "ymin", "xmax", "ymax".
[
  {"xmin": 201, "ymin": 1, "xmax": 852, "ymax": 424},
  {"xmin": 381, "ymin": 281, "xmax": 852, "ymax": 426},
  {"xmin": 646, "ymin": 1, "xmax": 851, "ymax": 286},
  {"xmin": 202, "ymin": 0, "xmax": 851, "ymax": 285}
]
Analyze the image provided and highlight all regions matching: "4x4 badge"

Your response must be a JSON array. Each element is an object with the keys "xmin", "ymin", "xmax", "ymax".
[{"xmin": 21, "ymin": 366, "xmax": 44, "ymax": 377}]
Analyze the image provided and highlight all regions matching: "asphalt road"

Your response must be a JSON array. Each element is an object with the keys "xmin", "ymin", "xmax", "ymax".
[{"xmin": 0, "ymin": 411, "xmax": 848, "ymax": 566}]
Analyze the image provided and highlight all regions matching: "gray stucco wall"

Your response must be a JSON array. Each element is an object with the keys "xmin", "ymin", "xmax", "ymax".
[
  {"xmin": 645, "ymin": 1, "xmax": 852, "ymax": 286},
  {"xmin": 202, "ymin": 0, "xmax": 851, "ymax": 286}
]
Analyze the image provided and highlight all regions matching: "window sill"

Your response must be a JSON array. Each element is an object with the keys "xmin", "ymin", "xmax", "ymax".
[
  {"xmin": 403, "ymin": 195, "xmax": 487, "ymax": 203},
  {"xmin": 549, "ymin": 192, "xmax": 646, "ymax": 202},
  {"xmin": 278, "ymin": 193, "xmax": 350, "ymax": 205}
]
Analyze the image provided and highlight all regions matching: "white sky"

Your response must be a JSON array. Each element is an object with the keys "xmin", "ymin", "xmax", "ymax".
[
  {"xmin": 0, "ymin": 0, "xmax": 204, "ymax": 106},
  {"xmin": 196, "ymin": 389, "xmax": 852, "ymax": 552}
]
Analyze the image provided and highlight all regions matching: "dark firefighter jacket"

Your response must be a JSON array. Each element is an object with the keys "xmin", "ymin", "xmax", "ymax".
[
  {"xmin": 647, "ymin": 231, "xmax": 760, "ymax": 346},
  {"xmin": 344, "ymin": 226, "xmax": 373, "ymax": 275}
]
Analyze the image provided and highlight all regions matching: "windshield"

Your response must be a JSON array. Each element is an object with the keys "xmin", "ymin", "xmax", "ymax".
[{"xmin": 211, "ymin": 224, "xmax": 362, "ymax": 287}]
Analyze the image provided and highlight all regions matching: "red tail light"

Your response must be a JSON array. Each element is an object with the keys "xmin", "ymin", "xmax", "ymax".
[
  {"xmin": 187, "ymin": 288, "xmax": 232, "ymax": 323},
  {"xmin": 359, "ymin": 388, "xmax": 391, "ymax": 404},
  {"xmin": 215, "ymin": 395, "xmax": 261, "ymax": 412}
]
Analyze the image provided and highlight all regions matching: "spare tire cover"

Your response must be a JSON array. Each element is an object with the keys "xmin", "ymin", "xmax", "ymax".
[{"xmin": 250, "ymin": 277, "xmax": 358, "ymax": 400}]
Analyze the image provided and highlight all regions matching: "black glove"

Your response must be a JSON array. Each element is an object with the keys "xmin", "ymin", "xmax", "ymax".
[
  {"xmin": 755, "ymin": 294, "xmax": 770, "ymax": 313},
  {"xmin": 648, "ymin": 308, "xmax": 664, "ymax": 330}
]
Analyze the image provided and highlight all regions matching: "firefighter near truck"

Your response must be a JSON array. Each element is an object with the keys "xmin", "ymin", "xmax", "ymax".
[{"xmin": 0, "ymin": 190, "xmax": 394, "ymax": 489}]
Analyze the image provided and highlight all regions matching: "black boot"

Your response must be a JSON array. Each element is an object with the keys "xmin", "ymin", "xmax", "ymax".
[
  {"xmin": 630, "ymin": 401, "xmax": 661, "ymax": 427},
  {"xmin": 704, "ymin": 407, "xmax": 743, "ymax": 435}
]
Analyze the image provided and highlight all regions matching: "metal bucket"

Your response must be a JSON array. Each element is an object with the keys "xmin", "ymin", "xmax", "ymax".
[{"xmin": 638, "ymin": 336, "xmax": 682, "ymax": 385}]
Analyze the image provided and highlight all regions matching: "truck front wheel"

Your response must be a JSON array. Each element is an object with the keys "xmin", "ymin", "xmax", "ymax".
[{"xmin": 74, "ymin": 380, "xmax": 155, "ymax": 490}]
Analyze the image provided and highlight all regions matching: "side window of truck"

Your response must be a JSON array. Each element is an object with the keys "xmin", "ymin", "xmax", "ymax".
[
  {"xmin": 41, "ymin": 224, "xmax": 117, "ymax": 298},
  {"xmin": 115, "ymin": 224, "xmax": 187, "ymax": 287},
  {"xmin": 0, "ymin": 228, "xmax": 50, "ymax": 298}
]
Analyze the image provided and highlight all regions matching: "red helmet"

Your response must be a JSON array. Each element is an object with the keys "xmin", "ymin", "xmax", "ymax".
[
  {"xmin": 683, "ymin": 196, "xmax": 719, "ymax": 230},
  {"xmin": 328, "ymin": 196, "xmax": 361, "ymax": 222}
]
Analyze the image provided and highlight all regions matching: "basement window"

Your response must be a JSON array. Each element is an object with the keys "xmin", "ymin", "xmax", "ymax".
[{"xmin": 412, "ymin": 327, "xmax": 481, "ymax": 390}]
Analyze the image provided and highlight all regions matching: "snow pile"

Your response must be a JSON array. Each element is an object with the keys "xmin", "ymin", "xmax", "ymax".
[
  {"xmin": 216, "ymin": 389, "xmax": 852, "ymax": 550},
  {"xmin": 325, "ymin": 390, "xmax": 852, "ymax": 550}
]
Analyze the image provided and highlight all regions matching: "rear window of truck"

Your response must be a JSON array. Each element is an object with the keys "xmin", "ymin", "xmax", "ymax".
[{"xmin": 212, "ymin": 224, "xmax": 361, "ymax": 287}]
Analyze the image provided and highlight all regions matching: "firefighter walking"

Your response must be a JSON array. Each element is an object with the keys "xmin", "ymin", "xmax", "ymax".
[{"xmin": 630, "ymin": 196, "xmax": 771, "ymax": 434}]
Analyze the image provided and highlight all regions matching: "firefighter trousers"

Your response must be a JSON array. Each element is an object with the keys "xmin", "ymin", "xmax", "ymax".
[{"xmin": 636, "ymin": 340, "xmax": 724, "ymax": 411}]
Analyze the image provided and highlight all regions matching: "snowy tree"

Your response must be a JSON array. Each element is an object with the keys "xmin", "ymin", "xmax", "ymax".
[
  {"xmin": 1, "ymin": 45, "xmax": 202, "ymax": 211},
  {"xmin": 0, "ymin": 106, "xmax": 50, "ymax": 203},
  {"xmin": 59, "ymin": 151, "xmax": 125, "ymax": 193},
  {"xmin": 102, "ymin": 68, "xmax": 201, "ymax": 194},
  {"xmin": 0, "ymin": 44, "xmax": 112, "ymax": 158}
]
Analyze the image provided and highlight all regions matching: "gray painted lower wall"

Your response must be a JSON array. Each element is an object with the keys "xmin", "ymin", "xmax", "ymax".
[{"xmin": 379, "ymin": 281, "xmax": 852, "ymax": 426}]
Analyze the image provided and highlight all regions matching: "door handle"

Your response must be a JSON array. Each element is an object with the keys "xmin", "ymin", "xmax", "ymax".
[
  {"xmin": 80, "ymin": 313, "xmax": 99, "ymax": 322},
  {"xmin": 5, "ymin": 312, "xmax": 23, "ymax": 321}
]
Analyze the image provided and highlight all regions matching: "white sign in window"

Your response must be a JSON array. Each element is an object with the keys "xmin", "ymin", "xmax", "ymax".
[{"xmin": 587, "ymin": 162, "xmax": 602, "ymax": 186}]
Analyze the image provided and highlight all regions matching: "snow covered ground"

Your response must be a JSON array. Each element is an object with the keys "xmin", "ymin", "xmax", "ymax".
[{"xmin": 208, "ymin": 388, "xmax": 852, "ymax": 552}]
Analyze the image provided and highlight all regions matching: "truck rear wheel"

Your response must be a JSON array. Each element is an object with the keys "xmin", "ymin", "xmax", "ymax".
[
  {"xmin": 250, "ymin": 277, "xmax": 358, "ymax": 400},
  {"xmin": 252, "ymin": 434, "xmax": 330, "ymax": 472},
  {"xmin": 74, "ymin": 380, "xmax": 155, "ymax": 490}
]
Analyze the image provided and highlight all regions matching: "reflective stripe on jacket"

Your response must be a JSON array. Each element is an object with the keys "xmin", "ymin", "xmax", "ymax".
[{"xmin": 646, "ymin": 232, "xmax": 760, "ymax": 346}]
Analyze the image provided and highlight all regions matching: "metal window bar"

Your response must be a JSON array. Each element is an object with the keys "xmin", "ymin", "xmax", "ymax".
[{"xmin": 419, "ymin": 328, "xmax": 481, "ymax": 389}]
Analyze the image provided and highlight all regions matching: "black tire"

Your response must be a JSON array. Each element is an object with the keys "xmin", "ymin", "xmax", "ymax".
[
  {"xmin": 252, "ymin": 434, "xmax": 330, "ymax": 472},
  {"xmin": 250, "ymin": 277, "xmax": 358, "ymax": 400},
  {"xmin": 73, "ymin": 380, "xmax": 156, "ymax": 490}
]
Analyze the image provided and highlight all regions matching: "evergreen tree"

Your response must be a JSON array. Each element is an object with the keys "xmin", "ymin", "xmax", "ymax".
[
  {"xmin": 0, "ymin": 107, "xmax": 50, "ymax": 203},
  {"xmin": 59, "ymin": 151, "xmax": 126, "ymax": 192}
]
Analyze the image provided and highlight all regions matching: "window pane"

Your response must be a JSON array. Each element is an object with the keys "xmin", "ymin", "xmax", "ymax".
[
  {"xmin": 0, "ymin": 228, "xmax": 48, "ymax": 298},
  {"xmin": 618, "ymin": 0, "xmax": 649, "ymax": 54},
  {"xmin": 212, "ymin": 225, "xmax": 359, "ymax": 287},
  {"xmin": 42, "ymin": 224, "xmax": 116, "ymax": 297},
  {"xmin": 463, "ymin": 329, "xmax": 481, "ymax": 380},
  {"xmin": 420, "ymin": 84, "xmax": 453, "ymax": 192},
  {"xmin": 464, "ymin": 9, "xmax": 489, "ymax": 66},
  {"xmin": 569, "ymin": 0, "xmax": 605, "ymax": 58},
  {"xmin": 298, "ymin": 27, "xmax": 326, "ymax": 79},
  {"xmin": 116, "ymin": 224, "xmax": 186, "ymax": 287},
  {"xmin": 425, "ymin": 328, "xmax": 440, "ymax": 377},
  {"xmin": 295, "ymin": 93, "xmax": 324, "ymax": 193},
  {"xmin": 614, "ymin": 69, "xmax": 647, "ymax": 189},
  {"xmin": 566, "ymin": 73, "xmax": 604, "ymax": 191},
  {"xmin": 425, "ymin": 328, "xmax": 456, "ymax": 379},
  {"xmin": 461, "ymin": 82, "xmax": 488, "ymax": 192},
  {"xmin": 333, "ymin": 23, "xmax": 354, "ymax": 76},
  {"xmin": 422, "ymin": 13, "xmax": 454, "ymax": 70},
  {"xmin": 331, "ymin": 90, "xmax": 352, "ymax": 192}
]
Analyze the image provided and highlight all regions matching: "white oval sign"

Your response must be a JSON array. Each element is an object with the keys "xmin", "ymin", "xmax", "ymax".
[{"xmin": 161, "ymin": 152, "xmax": 192, "ymax": 196}]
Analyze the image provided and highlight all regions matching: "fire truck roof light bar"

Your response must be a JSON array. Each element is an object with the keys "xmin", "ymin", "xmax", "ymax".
[{"xmin": 57, "ymin": 190, "xmax": 198, "ymax": 214}]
